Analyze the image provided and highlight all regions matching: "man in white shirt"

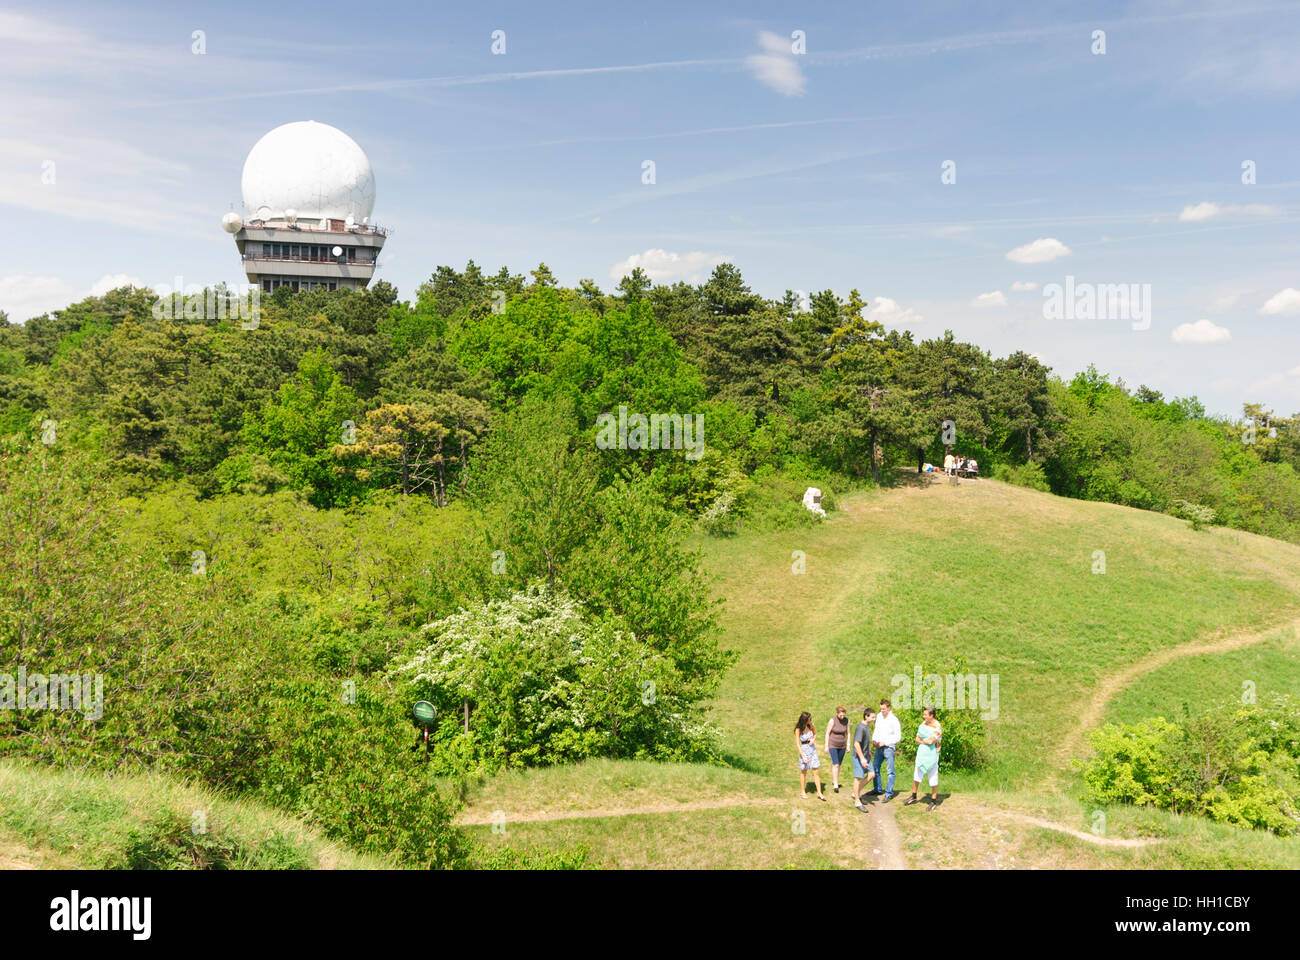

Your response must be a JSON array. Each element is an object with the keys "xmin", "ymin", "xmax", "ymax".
[{"xmin": 869, "ymin": 698, "xmax": 902, "ymax": 801}]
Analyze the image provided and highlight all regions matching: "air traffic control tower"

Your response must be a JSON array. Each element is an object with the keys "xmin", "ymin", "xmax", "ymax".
[{"xmin": 222, "ymin": 121, "xmax": 387, "ymax": 293}]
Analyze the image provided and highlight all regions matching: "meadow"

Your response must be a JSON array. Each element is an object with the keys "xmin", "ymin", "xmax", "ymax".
[{"xmin": 459, "ymin": 474, "xmax": 1300, "ymax": 868}]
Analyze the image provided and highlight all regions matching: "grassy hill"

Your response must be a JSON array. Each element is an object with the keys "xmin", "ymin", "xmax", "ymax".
[
  {"xmin": 0, "ymin": 760, "xmax": 389, "ymax": 869},
  {"xmin": 458, "ymin": 474, "xmax": 1300, "ymax": 869}
]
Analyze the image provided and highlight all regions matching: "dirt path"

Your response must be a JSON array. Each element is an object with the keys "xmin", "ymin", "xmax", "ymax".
[
  {"xmin": 863, "ymin": 798, "xmax": 907, "ymax": 868},
  {"xmin": 456, "ymin": 795, "xmax": 789, "ymax": 825},
  {"xmin": 459, "ymin": 790, "xmax": 911, "ymax": 870},
  {"xmin": 0, "ymin": 836, "xmax": 39, "ymax": 869},
  {"xmin": 1055, "ymin": 616, "xmax": 1300, "ymax": 770},
  {"xmin": 993, "ymin": 811, "xmax": 1160, "ymax": 848}
]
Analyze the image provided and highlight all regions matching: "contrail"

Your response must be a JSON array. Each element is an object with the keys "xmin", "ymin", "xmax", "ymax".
[{"xmin": 126, "ymin": 2, "xmax": 1296, "ymax": 108}]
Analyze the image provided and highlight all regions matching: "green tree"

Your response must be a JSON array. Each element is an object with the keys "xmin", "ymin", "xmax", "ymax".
[
  {"xmin": 698, "ymin": 264, "xmax": 804, "ymax": 421},
  {"xmin": 228, "ymin": 349, "xmax": 362, "ymax": 507},
  {"xmin": 989, "ymin": 350, "xmax": 1057, "ymax": 462}
]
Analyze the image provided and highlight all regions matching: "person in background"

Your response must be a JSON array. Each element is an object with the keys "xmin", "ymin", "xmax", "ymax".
[
  {"xmin": 824, "ymin": 705, "xmax": 850, "ymax": 793},
  {"xmin": 870, "ymin": 698, "xmax": 902, "ymax": 801},
  {"xmin": 943, "ymin": 452, "xmax": 954, "ymax": 476},
  {"xmin": 852, "ymin": 706, "xmax": 876, "ymax": 810},
  {"xmin": 795, "ymin": 711, "xmax": 827, "ymax": 801},
  {"xmin": 904, "ymin": 706, "xmax": 943, "ymax": 811}
]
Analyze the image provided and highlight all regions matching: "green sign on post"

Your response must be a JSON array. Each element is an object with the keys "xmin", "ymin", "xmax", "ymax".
[{"xmin": 411, "ymin": 701, "xmax": 437, "ymax": 756}]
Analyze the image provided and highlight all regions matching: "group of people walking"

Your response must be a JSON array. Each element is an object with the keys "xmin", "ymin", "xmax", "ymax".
[{"xmin": 795, "ymin": 700, "xmax": 943, "ymax": 811}]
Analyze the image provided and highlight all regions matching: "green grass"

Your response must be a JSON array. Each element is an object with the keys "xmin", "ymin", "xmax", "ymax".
[
  {"xmin": 454, "ymin": 474, "xmax": 1300, "ymax": 868},
  {"xmin": 0, "ymin": 759, "xmax": 389, "ymax": 869},
  {"xmin": 704, "ymin": 477, "xmax": 1300, "ymax": 784},
  {"xmin": 1106, "ymin": 626, "xmax": 1300, "ymax": 725}
]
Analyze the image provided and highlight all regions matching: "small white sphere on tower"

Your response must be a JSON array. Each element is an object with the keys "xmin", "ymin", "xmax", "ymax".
[
  {"xmin": 221, "ymin": 211, "xmax": 243, "ymax": 234},
  {"xmin": 240, "ymin": 121, "xmax": 376, "ymax": 223}
]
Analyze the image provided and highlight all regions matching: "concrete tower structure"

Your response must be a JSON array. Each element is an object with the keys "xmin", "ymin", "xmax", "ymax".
[{"xmin": 223, "ymin": 121, "xmax": 387, "ymax": 293}]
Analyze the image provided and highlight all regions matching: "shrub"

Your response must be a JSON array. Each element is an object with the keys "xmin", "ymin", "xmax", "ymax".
[
  {"xmin": 252, "ymin": 680, "xmax": 468, "ymax": 868},
  {"xmin": 118, "ymin": 809, "xmax": 312, "ymax": 870},
  {"xmin": 893, "ymin": 705, "xmax": 989, "ymax": 772},
  {"xmin": 1079, "ymin": 697, "xmax": 1300, "ymax": 834},
  {"xmin": 992, "ymin": 461, "xmax": 1050, "ymax": 492},
  {"xmin": 890, "ymin": 659, "xmax": 991, "ymax": 771},
  {"xmin": 395, "ymin": 586, "xmax": 720, "ymax": 771},
  {"xmin": 735, "ymin": 470, "xmax": 833, "ymax": 530},
  {"xmin": 1171, "ymin": 498, "xmax": 1217, "ymax": 531},
  {"xmin": 700, "ymin": 489, "xmax": 739, "ymax": 536}
]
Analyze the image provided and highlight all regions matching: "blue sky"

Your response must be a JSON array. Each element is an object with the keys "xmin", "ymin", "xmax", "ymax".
[{"xmin": 1, "ymin": 0, "xmax": 1298, "ymax": 416}]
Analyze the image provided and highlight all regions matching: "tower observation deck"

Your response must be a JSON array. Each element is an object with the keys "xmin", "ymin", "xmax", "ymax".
[{"xmin": 222, "ymin": 121, "xmax": 388, "ymax": 293}]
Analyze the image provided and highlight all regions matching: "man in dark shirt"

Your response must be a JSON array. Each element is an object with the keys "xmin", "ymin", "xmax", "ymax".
[{"xmin": 851, "ymin": 707, "xmax": 877, "ymax": 810}]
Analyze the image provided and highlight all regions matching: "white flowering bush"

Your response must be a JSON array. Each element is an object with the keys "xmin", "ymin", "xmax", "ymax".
[
  {"xmin": 395, "ymin": 584, "xmax": 718, "ymax": 770},
  {"xmin": 700, "ymin": 490, "xmax": 737, "ymax": 535},
  {"xmin": 1172, "ymin": 498, "xmax": 1217, "ymax": 531}
]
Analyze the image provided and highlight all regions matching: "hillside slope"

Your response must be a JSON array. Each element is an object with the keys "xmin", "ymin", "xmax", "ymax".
[
  {"xmin": 459, "ymin": 475, "xmax": 1300, "ymax": 869},
  {"xmin": 0, "ymin": 761, "xmax": 390, "ymax": 869}
]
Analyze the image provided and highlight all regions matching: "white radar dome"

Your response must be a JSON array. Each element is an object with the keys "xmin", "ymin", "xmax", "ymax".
[
  {"xmin": 221, "ymin": 211, "xmax": 243, "ymax": 234},
  {"xmin": 240, "ymin": 121, "xmax": 376, "ymax": 223}
]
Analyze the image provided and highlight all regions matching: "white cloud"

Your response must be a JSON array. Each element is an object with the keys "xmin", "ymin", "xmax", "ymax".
[
  {"xmin": 1005, "ymin": 237, "xmax": 1071, "ymax": 264},
  {"xmin": 1171, "ymin": 318, "xmax": 1231, "ymax": 344},
  {"xmin": 0, "ymin": 272, "xmax": 145, "ymax": 322},
  {"xmin": 89, "ymin": 273, "xmax": 144, "ymax": 296},
  {"xmin": 1288, "ymin": 365, "xmax": 1300, "ymax": 377},
  {"xmin": 972, "ymin": 290, "xmax": 1007, "ymax": 307},
  {"xmin": 1010, "ymin": 281, "xmax": 1039, "ymax": 292},
  {"xmin": 1259, "ymin": 287, "xmax": 1300, "ymax": 316},
  {"xmin": 1179, "ymin": 202, "xmax": 1220, "ymax": 223},
  {"xmin": 746, "ymin": 31, "xmax": 806, "ymax": 96},
  {"xmin": 0, "ymin": 274, "xmax": 77, "ymax": 321},
  {"xmin": 866, "ymin": 296, "xmax": 923, "ymax": 327},
  {"xmin": 1178, "ymin": 201, "xmax": 1280, "ymax": 222},
  {"xmin": 609, "ymin": 249, "xmax": 730, "ymax": 284}
]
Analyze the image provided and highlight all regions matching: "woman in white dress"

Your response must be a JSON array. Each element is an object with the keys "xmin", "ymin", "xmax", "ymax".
[{"xmin": 795, "ymin": 711, "xmax": 827, "ymax": 801}]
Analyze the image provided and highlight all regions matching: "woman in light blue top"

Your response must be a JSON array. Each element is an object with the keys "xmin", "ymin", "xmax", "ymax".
[{"xmin": 904, "ymin": 706, "xmax": 942, "ymax": 811}]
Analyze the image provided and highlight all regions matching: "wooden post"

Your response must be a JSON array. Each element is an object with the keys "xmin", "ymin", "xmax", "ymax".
[{"xmin": 463, "ymin": 699, "xmax": 469, "ymax": 734}]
